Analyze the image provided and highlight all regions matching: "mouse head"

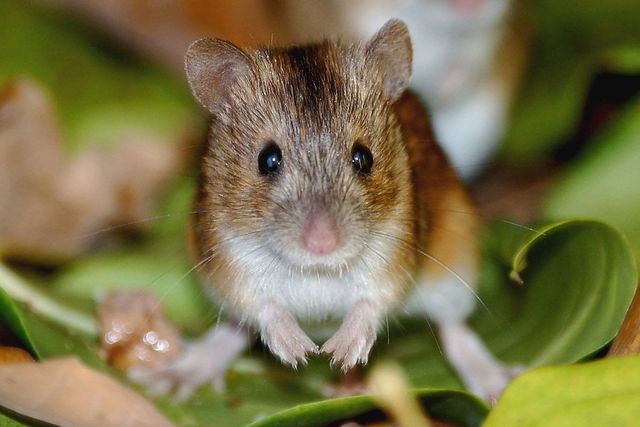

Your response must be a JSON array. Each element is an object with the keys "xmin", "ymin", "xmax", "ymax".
[{"xmin": 187, "ymin": 20, "xmax": 415, "ymax": 274}]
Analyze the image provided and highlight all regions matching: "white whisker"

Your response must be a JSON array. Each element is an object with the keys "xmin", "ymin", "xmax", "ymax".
[
  {"xmin": 370, "ymin": 230, "xmax": 491, "ymax": 316},
  {"xmin": 66, "ymin": 210, "xmax": 204, "ymax": 242}
]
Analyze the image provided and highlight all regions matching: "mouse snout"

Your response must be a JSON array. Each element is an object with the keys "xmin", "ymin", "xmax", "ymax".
[{"xmin": 301, "ymin": 212, "xmax": 341, "ymax": 256}]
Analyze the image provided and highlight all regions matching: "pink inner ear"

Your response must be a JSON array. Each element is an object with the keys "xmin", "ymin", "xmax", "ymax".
[
  {"xmin": 366, "ymin": 20, "xmax": 412, "ymax": 102},
  {"xmin": 449, "ymin": 0, "xmax": 486, "ymax": 14},
  {"xmin": 185, "ymin": 38, "xmax": 251, "ymax": 115}
]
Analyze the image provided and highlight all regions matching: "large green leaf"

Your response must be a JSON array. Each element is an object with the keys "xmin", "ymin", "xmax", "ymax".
[
  {"xmin": 484, "ymin": 355, "xmax": 640, "ymax": 426},
  {"xmin": 500, "ymin": 48, "xmax": 594, "ymax": 161},
  {"xmin": 471, "ymin": 220, "xmax": 637, "ymax": 366},
  {"xmin": 377, "ymin": 220, "xmax": 637, "ymax": 394},
  {"xmin": 247, "ymin": 389, "xmax": 488, "ymax": 427},
  {"xmin": 545, "ymin": 96, "xmax": 640, "ymax": 258}
]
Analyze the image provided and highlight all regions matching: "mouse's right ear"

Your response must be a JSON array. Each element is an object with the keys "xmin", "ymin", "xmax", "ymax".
[
  {"xmin": 365, "ymin": 19, "xmax": 412, "ymax": 102},
  {"xmin": 185, "ymin": 38, "xmax": 252, "ymax": 115}
]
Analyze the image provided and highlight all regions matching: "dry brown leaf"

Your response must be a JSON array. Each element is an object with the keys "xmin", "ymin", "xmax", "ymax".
[
  {"xmin": 0, "ymin": 78, "xmax": 184, "ymax": 263},
  {"xmin": 0, "ymin": 357, "xmax": 175, "ymax": 427},
  {"xmin": 0, "ymin": 346, "xmax": 34, "ymax": 364},
  {"xmin": 38, "ymin": 0, "xmax": 280, "ymax": 71},
  {"xmin": 609, "ymin": 288, "xmax": 640, "ymax": 357}
]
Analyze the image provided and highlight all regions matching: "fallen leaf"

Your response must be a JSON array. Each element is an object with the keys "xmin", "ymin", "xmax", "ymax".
[
  {"xmin": 0, "ymin": 78, "xmax": 184, "ymax": 263},
  {"xmin": 0, "ymin": 357, "xmax": 175, "ymax": 427},
  {"xmin": 0, "ymin": 347, "xmax": 33, "ymax": 364},
  {"xmin": 609, "ymin": 289, "xmax": 640, "ymax": 357}
]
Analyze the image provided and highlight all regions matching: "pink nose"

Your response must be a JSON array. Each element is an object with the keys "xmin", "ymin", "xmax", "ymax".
[{"xmin": 302, "ymin": 213, "xmax": 340, "ymax": 256}]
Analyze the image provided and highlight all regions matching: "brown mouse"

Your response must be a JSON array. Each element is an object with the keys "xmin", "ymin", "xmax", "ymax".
[{"xmin": 129, "ymin": 19, "xmax": 516, "ymax": 402}]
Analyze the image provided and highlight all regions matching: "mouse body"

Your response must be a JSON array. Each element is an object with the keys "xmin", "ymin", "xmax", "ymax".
[{"xmin": 130, "ymin": 20, "xmax": 514, "ymax": 402}]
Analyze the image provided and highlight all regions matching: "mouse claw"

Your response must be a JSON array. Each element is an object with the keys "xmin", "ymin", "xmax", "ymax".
[
  {"xmin": 321, "ymin": 337, "xmax": 370, "ymax": 372},
  {"xmin": 321, "ymin": 324, "xmax": 376, "ymax": 372},
  {"xmin": 260, "ymin": 311, "xmax": 318, "ymax": 369},
  {"xmin": 321, "ymin": 301, "xmax": 379, "ymax": 371},
  {"xmin": 257, "ymin": 304, "xmax": 318, "ymax": 367},
  {"xmin": 261, "ymin": 321, "xmax": 318, "ymax": 367}
]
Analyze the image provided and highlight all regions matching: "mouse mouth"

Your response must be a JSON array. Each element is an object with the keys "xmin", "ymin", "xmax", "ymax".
[
  {"xmin": 258, "ymin": 200, "xmax": 369, "ymax": 271},
  {"xmin": 217, "ymin": 220, "xmax": 404, "ymax": 280},
  {"xmin": 264, "ymin": 222, "xmax": 369, "ymax": 274},
  {"xmin": 269, "ymin": 245, "xmax": 366, "ymax": 277}
]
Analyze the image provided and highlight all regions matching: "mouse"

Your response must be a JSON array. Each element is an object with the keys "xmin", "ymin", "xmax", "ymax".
[{"xmin": 128, "ymin": 19, "xmax": 517, "ymax": 402}]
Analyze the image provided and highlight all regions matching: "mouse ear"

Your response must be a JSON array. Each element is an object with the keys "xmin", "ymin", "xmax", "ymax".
[
  {"xmin": 185, "ymin": 38, "xmax": 252, "ymax": 115},
  {"xmin": 365, "ymin": 19, "xmax": 412, "ymax": 102}
]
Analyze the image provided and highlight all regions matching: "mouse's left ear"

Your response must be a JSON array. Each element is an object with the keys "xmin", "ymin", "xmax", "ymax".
[
  {"xmin": 185, "ymin": 38, "xmax": 252, "ymax": 115},
  {"xmin": 365, "ymin": 19, "xmax": 412, "ymax": 102}
]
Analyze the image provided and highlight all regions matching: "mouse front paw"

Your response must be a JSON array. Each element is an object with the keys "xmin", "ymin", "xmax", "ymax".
[
  {"xmin": 128, "ymin": 323, "xmax": 249, "ymax": 401},
  {"xmin": 321, "ymin": 317, "xmax": 377, "ymax": 371},
  {"xmin": 260, "ymin": 318, "xmax": 318, "ymax": 368}
]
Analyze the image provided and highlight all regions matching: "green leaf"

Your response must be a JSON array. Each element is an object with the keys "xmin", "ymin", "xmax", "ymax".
[
  {"xmin": 530, "ymin": 0, "xmax": 640, "ymax": 50},
  {"xmin": 0, "ymin": 286, "xmax": 39, "ymax": 358},
  {"xmin": 603, "ymin": 45, "xmax": 640, "ymax": 73},
  {"xmin": 501, "ymin": 0, "xmax": 640, "ymax": 161},
  {"xmin": 0, "ymin": 273, "xmax": 106, "ymax": 370},
  {"xmin": 247, "ymin": 389, "xmax": 488, "ymax": 427},
  {"xmin": 471, "ymin": 220, "xmax": 637, "ymax": 367},
  {"xmin": 545, "ymin": 96, "xmax": 640, "ymax": 259},
  {"xmin": 0, "ymin": 264, "xmax": 96, "ymax": 337},
  {"xmin": 500, "ymin": 52, "xmax": 594, "ymax": 161},
  {"xmin": 0, "ymin": 412, "xmax": 34, "ymax": 427},
  {"xmin": 377, "ymin": 220, "xmax": 637, "ymax": 391},
  {"xmin": 484, "ymin": 355, "xmax": 640, "ymax": 426}
]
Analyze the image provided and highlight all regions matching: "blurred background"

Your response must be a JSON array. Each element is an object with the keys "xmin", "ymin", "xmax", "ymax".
[
  {"xmin": 0, "ymin": 1, "xmax": 639, "ymax": 424},
  {"xmin": 1, "ymin": 0, "xmax": 639, "ymax": 267}
]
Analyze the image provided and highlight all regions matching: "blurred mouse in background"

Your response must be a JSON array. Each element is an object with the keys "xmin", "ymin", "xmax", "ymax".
[
  {"xmin": 39, "ymin": 0, "xmax": 527, "ymax": 179},
  {"xmin": 273, "ymin": 0, "xmax": 526, "ymax": 179}
]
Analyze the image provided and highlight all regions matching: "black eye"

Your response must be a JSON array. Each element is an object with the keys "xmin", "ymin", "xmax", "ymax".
[
  {"xmin": 352, "ymin": 142, "xmax": 373, "ymax": 175},
  {"xmin": 258, "ymin": 141, "xmax": 282, "ymax": 176}
]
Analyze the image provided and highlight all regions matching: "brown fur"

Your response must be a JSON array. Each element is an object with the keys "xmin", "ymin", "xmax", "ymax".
[
  {"xmin": 395, "ymin": 91, "xmax": 480, "ymax": 284},
  {"xmin": 191, "ymin": 36, "xmax": 415, "ymax": 305},
  {"xmin": 190, "ymin": 29, "xmax": 478, "ymax": 312}
]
